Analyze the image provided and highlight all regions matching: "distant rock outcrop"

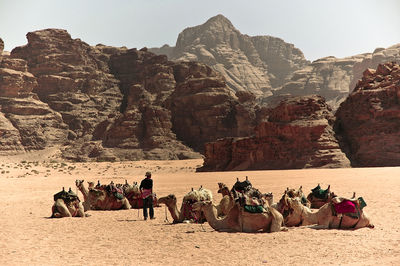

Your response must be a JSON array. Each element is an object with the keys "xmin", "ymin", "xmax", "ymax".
[
  {"xmin": 151, "ymin": 14, "xmax": 309, "ymax": 97},
  {"xmin": 274, "ymin": 45, "xmax": 400, "ymax": 110},
  {"xmin": 198, "ymin": 95, "xmax": 350, "ymax": 171},
  {"xmin": 335, "ymin": 62, "xmax": 400, "ymax": 167}
]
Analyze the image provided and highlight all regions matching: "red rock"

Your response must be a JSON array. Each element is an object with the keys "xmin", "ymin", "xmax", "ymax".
[
  {"xmin": 335, "ymin": 62, "xmax": 400, "ymax": 166},
  {"xmin": 198, "ymin": 95, "xmax": 350, "ymax": 171}
]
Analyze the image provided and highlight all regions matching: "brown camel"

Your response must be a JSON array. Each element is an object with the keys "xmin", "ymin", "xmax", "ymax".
[
  {"xmin": 158, "ymin": 187, "xmax": 213, "ymax": 223},
  {"xmin": 51, "ymin": 188, "xmax": 89, "ymax": 218},
  {"xmin": 192, "ymin": 201, "xmax": 286, "ymax": 233},
  {"xmin": 306, "ymin": 184, "xmax": 337, "ymax": 209},
  {"xmin": 285, "ymin": 197, "xmax": 374, "ymax": 229},
  {"xmin": 75, "ymin": 180, "xmax": 131, "ymax": 210}
]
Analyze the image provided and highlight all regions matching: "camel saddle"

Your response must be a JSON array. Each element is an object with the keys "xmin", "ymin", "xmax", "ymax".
[
  {"xmin": 53, "ymin": 188, "xmax": 79, "ymax": 203},
  {"xmin": 232, "ymin": 179, "xmax": 252, "ymax": 193},
  {"xmin": 331, "ymin": 197, "xmax": 366, "ymax": 218},
  {"xmin": 311, "ymin": 184, "xmax": 329, "ymax": 199}
]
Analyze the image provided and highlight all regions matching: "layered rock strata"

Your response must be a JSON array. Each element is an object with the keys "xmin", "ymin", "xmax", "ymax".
[
  {"xmin": 198, "ymin": 95, "xmax": 350, "ymax": 171},
  {"xmin": 335, "ymin": 62, "xmax": 400, "ymax": 167}
]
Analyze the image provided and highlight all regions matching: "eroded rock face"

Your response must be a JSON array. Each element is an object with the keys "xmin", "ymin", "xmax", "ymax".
[
  {"xmin": 335, "ymin": 62, "xmax": 400, "ymax": 167},
  {"xmin": 198, "ymin": 95, "xmax": 350, "ymax": 171},
  {"xmin": 0, "ymin": 43, "xmax": 68, "ymax": 152},
  {"xmin": 274, "ymin": 45, "xmax": 400, "ymax": 110},
  {"xmin": 100, "ymin": 48, "xmax": 261, "ymax": 159},
  {"xmin": 11, "ymin": 29, "xmax": 123, "ymax": 138},
  {"xmin": 151, "ymin": 14, "xmax": 309, "ymax": 97}
]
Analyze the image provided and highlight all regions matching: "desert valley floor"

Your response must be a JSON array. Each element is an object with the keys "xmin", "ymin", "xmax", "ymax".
[{"xmin": 0, "ymin": 149, "xmax": 399, "ymax": 265}]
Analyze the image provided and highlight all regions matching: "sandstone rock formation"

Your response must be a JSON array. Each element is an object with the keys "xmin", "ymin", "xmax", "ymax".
[
  {"xmin": 0, "ymin": 40, "xmax": 68, "ymax": 153},
  {"xmin": 151, "ymin": 14, "xmax": 309, "ymax": 97},
  {"xmin": 335, "ymin": 62, "xmax": 400, "ymax": 167},
  {"xmin": 100, "ymin": 48, "xmax": 262, "ymax": 159},
  {"xmin": 11, "ymin": 29, "xmax": 123, "ymax": 139},
  {"xmin": 198, "ymin": 95, "xmax": 350, "ymax": 171},
  {"xmin": 1, "ymin": 29, "xmax": 263, "ymax": 161},
  {"xmin": 274, "ymin": 45, "xmax": 400, "ymax": 110}
]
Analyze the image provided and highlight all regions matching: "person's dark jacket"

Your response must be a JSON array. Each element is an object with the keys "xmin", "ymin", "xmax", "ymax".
[{"xmin": 140, "ymin": 178, "xmax": 153, "ymax": 190}]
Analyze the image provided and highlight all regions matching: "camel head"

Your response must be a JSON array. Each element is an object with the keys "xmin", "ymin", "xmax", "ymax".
[
  {"xmin": 217, "ymin": 183, "xmax": 229, "ymax": 194},
  {"xmin": 262, "ymin": 192, "xmax": 274, "ymax": 206},
  {"xmin": 158, "ymin": 194, "xmax": 177, "ymax": 206},
  {"xmin": 87, "ymin": 181, "xmax": 95, "ymax": 189},
  {"xmin": 284, "ymin": 197, "xmax": 305, "ymax": 226},
  {"xmin": 75, "ymin": 179, "xmax": 85, "ymax": 188}
]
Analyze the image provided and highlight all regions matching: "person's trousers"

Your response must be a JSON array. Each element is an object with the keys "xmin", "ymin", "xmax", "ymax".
[{"xmin": 143, "ymin": 197, "xmax": 154, "ymax": 219}]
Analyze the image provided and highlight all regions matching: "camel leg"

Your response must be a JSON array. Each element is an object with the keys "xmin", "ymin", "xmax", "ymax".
[
  {"xmin": 123, "ymin": 199, "xmax": 131, "ymax": 209},
  {"xmin": 77, "ymin": 203, "xmax": 86, "ymax": 218},
  {"xmin": 55, "ymin": 199, "xmax": 72, "ymax": 217},
  {"xmin": 269, "ymin": 208, "xmax": 285, "ymax": 233}
]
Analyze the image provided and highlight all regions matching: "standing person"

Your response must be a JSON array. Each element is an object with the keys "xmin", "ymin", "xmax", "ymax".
[{"xmin": 140, "ymin": 171, "xmax": 154, "ymax": 220}]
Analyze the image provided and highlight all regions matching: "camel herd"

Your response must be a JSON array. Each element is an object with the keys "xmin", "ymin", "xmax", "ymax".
[{"xmin": 51, "ymin": 177, "xmax": 374, "ymax": 233}]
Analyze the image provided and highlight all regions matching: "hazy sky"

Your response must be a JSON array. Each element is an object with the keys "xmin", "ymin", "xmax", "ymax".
[{"xmin": 1, "ymin": 0, "xmax": 399, "ymax": 61}]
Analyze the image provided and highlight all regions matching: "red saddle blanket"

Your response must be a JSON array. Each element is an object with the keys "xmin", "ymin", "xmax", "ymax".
[{"xmin": 333, "ymin": 200, "xmax": 356, "ymax": 214}]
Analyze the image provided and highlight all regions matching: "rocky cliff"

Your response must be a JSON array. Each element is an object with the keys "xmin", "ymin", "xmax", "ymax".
[
  {"xmin": 274, "ymin": 45, "xmax": 400, "ymax": 110},
  {"xmin": 150, "ymin": 14, "xmax": 309, "ymax": 97},
  {"xmin": 0, "ymin": 30, "xmax": 262, "ymax": 161},
  {"xmin": 198, "ymin": 95, "xmax": 350, "ymax": 171},
  {"xmin": 335, "ymin": 62, "xmax": 400, "ymax": 167}
]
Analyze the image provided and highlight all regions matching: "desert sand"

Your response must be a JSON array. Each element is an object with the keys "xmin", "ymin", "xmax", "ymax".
[{"xmin": 0, "ymin": 148, "xmax": 400, "ymax": 266}]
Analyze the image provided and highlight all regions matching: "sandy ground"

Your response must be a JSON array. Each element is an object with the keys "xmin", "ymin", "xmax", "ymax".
[{"xmin": 1, "ymin": 149, "xmax": 400, "ymax": 266}]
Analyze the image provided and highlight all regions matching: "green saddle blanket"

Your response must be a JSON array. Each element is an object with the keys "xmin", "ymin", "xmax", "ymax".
[{"xmin": 244, "ymin": 205, "xmax": 264, "ymax": 213}]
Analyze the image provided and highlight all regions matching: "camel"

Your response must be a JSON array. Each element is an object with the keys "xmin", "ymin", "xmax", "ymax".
[
  {"xmin": 51, "ymin": 188, "xmax": 88, "ymax": 218},
  {"xmin": 273, "ymin": 187, "xmax": 310, "ymax": 214},
  {"xmin": 75, "ymin": 180, "xmax": 131, "ymax": 210},
  {"xmin": 307, "ymin": 184, "xmax": 337, "ymax": 209},
  {"xmin": 216, "ymin": 183, "xmax": 235, "ymax": 216},
  {"xmin": 192, "ymin": 200, "xmax": 286, "ymax": 233},
  {"xmin": 158, "ymin": 186, "xmax": 213, "ymax": 223},
  {"xmin": 285, "ymin": 196, "xmax": 374, "ymax": 229}
]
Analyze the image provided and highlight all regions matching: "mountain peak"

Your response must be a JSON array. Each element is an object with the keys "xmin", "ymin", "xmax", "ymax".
[{"xmin": 204, "ymin": 14, "xmax": 234, "ymax": 28}]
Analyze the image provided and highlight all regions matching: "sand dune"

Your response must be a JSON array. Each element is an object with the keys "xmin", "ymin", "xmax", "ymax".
[{"xmin": 0, "ymin": 151, "xmax": 399, "ymax": 265}]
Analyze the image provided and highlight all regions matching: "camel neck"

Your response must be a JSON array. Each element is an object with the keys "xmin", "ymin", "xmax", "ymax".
[
  {"xmin": 78, "ymin": 184, "xmax": 89, "ymax": 200},
  {"xmin": 298, "ymin": 204, "xmax": 318, "ymax": 224}
]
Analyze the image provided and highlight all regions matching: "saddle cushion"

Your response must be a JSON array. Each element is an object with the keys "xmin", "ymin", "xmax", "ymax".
[
  {"xmin": 244, "ymin": 205, "xmax": 264, "ymax": 213},
  {"xmin": 334, "ymin": 200, "xmax": 356, "ymax": 214}
]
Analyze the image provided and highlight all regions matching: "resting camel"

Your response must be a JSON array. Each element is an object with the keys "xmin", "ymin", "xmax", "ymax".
[
  {"xmin": 307, "ymin": 184, "xmax": 337, "ymax": 209},
  {"xmin": 51, "ymin": 188, "xmax": 88, "ymax": 218},
  {"xmin": 158, "ymin": 186, "xmax": 213, "ymax": 223},
  {"xmin": 273, "ymin": 186, "xmax": 310, "ymax": 214},
  {"xmin": 216, "ymin": 183, "xmax": 235, "ymax": 216},
  {"xmin": 192, "ymin": 200, "xmax": 286, "ymax": 233},
  {"xmin": 285, "ymin": 197, "xmax": 374, "ymax": 229},
  {"xmin": 75, "ymin": 180, "xmax": 131, "ymax": 210}
]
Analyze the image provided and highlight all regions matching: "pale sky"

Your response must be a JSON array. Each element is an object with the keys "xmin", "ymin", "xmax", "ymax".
[{"xmin": 1, "ymin": 0, "xmax": 399, "ymax": 61}]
